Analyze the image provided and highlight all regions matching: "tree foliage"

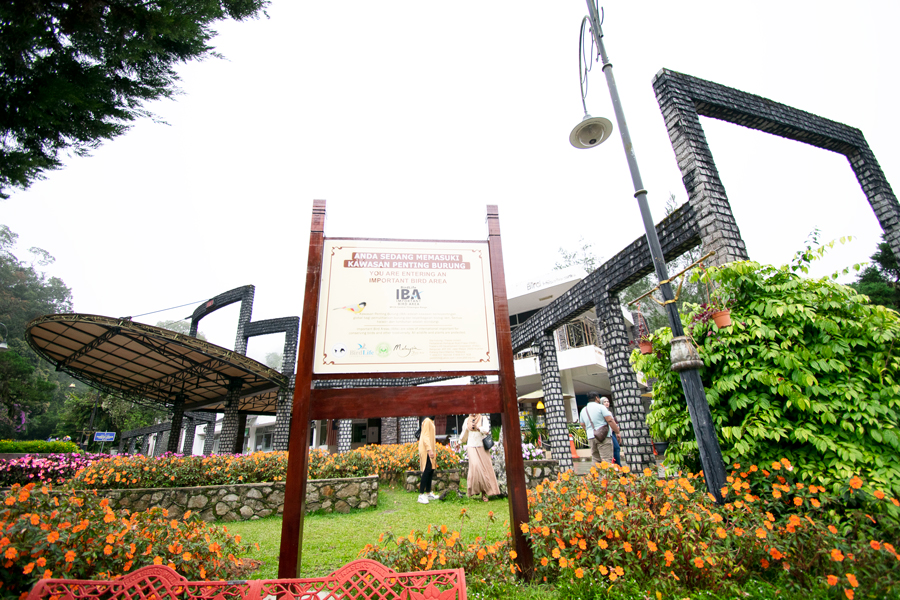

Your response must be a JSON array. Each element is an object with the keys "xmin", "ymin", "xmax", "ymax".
[
  {"xmin": 850, "ymin": 234, "xmax": 900, "ymax": 311},
  {"xmin": 0, "ymin": 0, "xmax": 269, "ymax": 198},
  {"xmin": 0, "ymin": 224, "xmax": 74, "ymax": 437},
  {"xmin": 632, "ymin": 245, "xmax": 900, "ymax": 496}
]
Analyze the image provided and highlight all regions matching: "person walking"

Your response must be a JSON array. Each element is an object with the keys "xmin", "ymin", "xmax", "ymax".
[
  {"xmin": 417, "ymin": 417, "xmax": 437, "ymax": 504},
  {"xmin": 459, "ymin": 413, "xmax": 500, "ymax": 502},
  {"xmin": 602, "ymin": 396, "xmax": 622, "ymax": 466},
  {"xmin": 579, "ymin": 391, "xmax": 620, "ymax": 467}
]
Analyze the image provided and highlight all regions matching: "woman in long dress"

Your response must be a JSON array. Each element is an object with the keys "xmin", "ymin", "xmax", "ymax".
[{"xmin": 459, "ymin": 413, "xmax": 500, "ymax": 502}]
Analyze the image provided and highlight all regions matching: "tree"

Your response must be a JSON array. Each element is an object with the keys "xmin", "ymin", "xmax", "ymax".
[
  {"xmin": 0, "ymin": 352, "xmax": 56, "ymax": 438},
  {"xmin": 619, "ymin": 195, "xmax": 705, "ymax": 332},
  {"xmin": 0, "ymin": 224, "xmax": 74, "ymax": 438},
  {"xmin": 156, "ymin": 319, "xmax": 206, "ymax": 341},
  {"xmin": 850, "ymin": 234, "xmax": 900, "ymax": 311},
  {"xmin": 631, "ymin": 247, "xmax": 899, "ymax": 496},
  {"xmin": 554, "ymin": 236, "xmax": 601, "ymax": 273},
  {"xmin": 264, "ymin": 351, "xmax": 283, "ymax": 371},
  {"xmin": 0, "ymin": 0, "xmax": 270, "ymax": 198}
]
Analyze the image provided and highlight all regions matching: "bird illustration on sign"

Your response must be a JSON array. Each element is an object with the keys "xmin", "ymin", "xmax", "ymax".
[{"xmin": 333, "ymin": 302, "xmax": 366, "ymax": 313}]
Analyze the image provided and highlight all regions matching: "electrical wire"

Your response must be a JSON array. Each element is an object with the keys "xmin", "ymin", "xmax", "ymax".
[{"xmin": 125, "ymin": 298, "xmax": 209, "ymax": 320}]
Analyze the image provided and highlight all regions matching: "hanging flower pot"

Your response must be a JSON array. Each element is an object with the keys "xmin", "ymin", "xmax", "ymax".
[
  {"xmin": 639, "ymin": 340, "xmax": 653, "ymax": 354},
  {"xmin": 712, "ymin": 309, "xmax": 732, "ymax": 328}
]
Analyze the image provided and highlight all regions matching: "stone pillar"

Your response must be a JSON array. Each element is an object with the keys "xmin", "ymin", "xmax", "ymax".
[
  {"xmin": 230, "ymin": 413, "xmax": 247, "ymax": 455},
  {"xmin": 274, "ymin": 320, "xmax": 299, "ymax": 452},
  {"xmin": 233, "ymin": 287, "xmax": 255, "ymax": 355},
  {"xmin": 167, "ymin": 395, "xmax": 186, "ymax": 454},
  {"xmin": 399, "ymin": 417, "xmax": 418, "ymax": 444},
  {"xmin": 181, "ymin": 418, "xmax": 197, "ymax": 455},
  {"xmin": 337, "ymin": 420, "xmax": 352, "ymax": 453},
  {"xmin": 128, "ymin": 436, "xmax": 137, "ymax": 455},
  {"xmin": 538, "ymin": 330, "xmax": 574, "ymax": 472},
  {"xmin": 154, "ymin": 431, "xmax": 169, "ymax": 457},
  {"xmin": 595, "ymin": 292, "xmax": 654, "ymax": 472},
  {"xmin": 217, "ymin": 382, "xmax": 243, "ymax": 455},
  {"xmin": 470, "ymin": 375, "xmax": 488, "ymax": 385},
  {"xmin": 202, "ymin": 422, "xmax": 216, "ymax": 455},
  {"xmin": 381, "ymin": 417, "xmax": 398, "ymax": 444}
]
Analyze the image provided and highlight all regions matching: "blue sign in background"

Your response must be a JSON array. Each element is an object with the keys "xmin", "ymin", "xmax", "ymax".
[{"xmin": 93, "ymin": 431, "xmax": 116, "ymax": 442}]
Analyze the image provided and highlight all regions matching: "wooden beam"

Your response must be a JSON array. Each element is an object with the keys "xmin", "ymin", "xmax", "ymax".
[
  {"xmin": 279, "ymin": 200, "xmax": 326, "ymax": 578},
  {"xmin": 487, "ymin": 204, "xmax": 534, "ymax": 578},
  {"xmin": 310, "ymin": 384, "xmax": 502, "ymax": 420}
]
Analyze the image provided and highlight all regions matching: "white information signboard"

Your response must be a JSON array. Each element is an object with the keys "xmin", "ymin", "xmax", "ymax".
[{"xmin": 313, "ymin": 239, "xmax": 498, "ymax": 374}]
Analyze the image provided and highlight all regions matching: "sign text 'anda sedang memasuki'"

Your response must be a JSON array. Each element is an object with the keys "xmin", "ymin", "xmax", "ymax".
[{"xmin": 313, "ymin": 240, "xmax": 498, "ymax": 374}]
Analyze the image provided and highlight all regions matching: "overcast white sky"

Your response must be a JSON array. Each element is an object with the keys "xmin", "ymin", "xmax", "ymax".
[{"xmin": 4, "ymin": 1, "xmax": 898, "ymax": 364}]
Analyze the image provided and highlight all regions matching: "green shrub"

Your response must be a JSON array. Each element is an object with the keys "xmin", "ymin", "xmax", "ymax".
[
  {"xmin": 632, "ymin": 256, "xmax": 900, "ymax": 498},
  {"xmin": 0, "ymin": 483, "xmax": 250, "ymax": 599},
  {"xmin": 0, "ymin": 440, "xmax": 80, "ymax": 454}
]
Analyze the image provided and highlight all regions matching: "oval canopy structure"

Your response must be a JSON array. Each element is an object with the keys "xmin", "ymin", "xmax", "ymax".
[{"xmin": 27, "ymin": 314, "xmax": 287, "ymax": 414}]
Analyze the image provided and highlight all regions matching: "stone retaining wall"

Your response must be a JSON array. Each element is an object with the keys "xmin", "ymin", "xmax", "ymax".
[
  {"xmin": 413, "ymin": 460, "xmax": 560, "ymax": 495},
  {"xmin": 67, "ymin": 476, "xmax": 378, "ymax": 521},
  {"xmin": 403, "ymin": 469, "xmax": 461, "ymax": 494}
]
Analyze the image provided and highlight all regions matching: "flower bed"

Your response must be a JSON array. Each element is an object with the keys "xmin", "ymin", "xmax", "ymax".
[
  {"xmin": 0, "ymin": 453, "xmax": 106, "ymax": 487},
  {"xmin": 0, "ymin": 483, "xmax": 250, "ymax": 599},
  {"xmin": 66, "ymin": 444, "xmax": 461, "ymax": 490},
  {"xmin": 364, "ymin": 460, "xmax": 900, "ymax": 599}
]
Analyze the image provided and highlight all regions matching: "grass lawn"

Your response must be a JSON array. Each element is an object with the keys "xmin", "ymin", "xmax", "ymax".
[{"xmin": 226, "ymin": 482, "xmax": 510, "ymax": 579}]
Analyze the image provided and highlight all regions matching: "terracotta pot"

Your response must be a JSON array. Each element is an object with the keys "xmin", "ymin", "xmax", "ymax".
[
  {"xmin": 712, "ymin": 309, "xmax": 732, "ymax": 328},
  {"xmin": 639, "ymin": 340, "xmax": 653, "ymax": 354}
]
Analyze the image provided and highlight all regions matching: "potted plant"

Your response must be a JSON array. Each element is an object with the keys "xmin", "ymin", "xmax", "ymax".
[
  {"xmin": 639, "ymin": 334, "xmax": 653, "ymax": 355},
  {"xmin": 635, "ymin": 310, "xmax": 653, "ymax": 354}
]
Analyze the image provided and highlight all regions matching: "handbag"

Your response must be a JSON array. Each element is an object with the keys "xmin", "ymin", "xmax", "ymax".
[
  {"xmin": 586, "ymin": 407, "xmax": 609, "ymax": 443},
  {"xmin": 482, "ymin": 435, "xmax": 494, "ymax": 451}
]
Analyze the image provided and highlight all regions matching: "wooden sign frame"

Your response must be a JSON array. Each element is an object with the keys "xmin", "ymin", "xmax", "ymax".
[{"xmin": 278, "ymin": 201, "xmax": 532, "ymax": 578}]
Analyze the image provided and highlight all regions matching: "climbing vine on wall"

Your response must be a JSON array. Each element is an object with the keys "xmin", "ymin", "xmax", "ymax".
[{"xmin": 632, "ymin": 243, "xmax": 900, "ymax": 497}]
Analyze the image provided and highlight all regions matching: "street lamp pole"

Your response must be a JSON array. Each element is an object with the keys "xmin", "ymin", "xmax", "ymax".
[{"xmin": 578, "ymin": 1, "xmax": 727, "ymax": 501}]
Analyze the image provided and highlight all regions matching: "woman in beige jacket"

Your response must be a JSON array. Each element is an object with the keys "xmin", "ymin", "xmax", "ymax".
[{"xmin": 417, "ymin": 417, "xmax": 437, "ymax": 504}]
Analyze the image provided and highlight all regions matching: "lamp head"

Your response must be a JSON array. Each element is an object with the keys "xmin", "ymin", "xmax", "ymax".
[
  {"xmin": 536, "ymin": 400, "xmax": 545, "ymax": 410},
  {"xmin": 569, "ymin": 113, "xmax": 613, "ymax": 149}
]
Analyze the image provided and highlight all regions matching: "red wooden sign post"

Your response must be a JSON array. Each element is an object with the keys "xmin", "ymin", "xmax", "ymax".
[{"xmin": 278, "ymin": 201, "xmax": 533, "ymax": 578}]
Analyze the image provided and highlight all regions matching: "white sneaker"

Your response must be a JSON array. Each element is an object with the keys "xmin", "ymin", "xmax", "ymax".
[
  {"xmin": 428, "ymin": 492, "xmax": 439, "ymax": 500},
  {"xmin": 417, "ymin": 494, "xmax": 429, "ymax": 504}
]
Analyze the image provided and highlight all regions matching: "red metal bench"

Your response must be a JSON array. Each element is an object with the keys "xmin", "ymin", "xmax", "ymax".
[{"xmin": 27, "ymin": 559, "xmax": 466, "ymax": 600}]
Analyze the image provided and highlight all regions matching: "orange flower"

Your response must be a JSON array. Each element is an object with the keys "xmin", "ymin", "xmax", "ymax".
[
  {"xmin": 755, "ymin": 528, "xmax": 767, "ymax": 539},
  {"xmin": 827, "ymin": 575, "xmax": 838, "ymax": 586},
  {"xmin": 769, "ymin": 548, "xmax": 783, "ymax": 560},
  {"xmin": 870, "ymin": 540, "xmax": 881, "ymax": 551},
  {"xmin": 541, "ymin": 526, "xmax": 550, "ymax": 537},
  {"xmin": 664, "ymin": 551, "xmax": 674, "ymax": 566},
  {"xmin": 829, "ymin": 525, "xmax": 839, "ymax": 534},
  {"xmin": 153, "ymin": 556, "xmax": 163, "ymax": 565},
  {"xmin": 23, "ymin": 562, "xmax": 35, "ymax": 575},
  {"xmin": 693, "ymin": 557, "xmax": 704, "ymax": 568},
  {"xmin": 848, "ymin": 477, "xmax": 862, "ymax": 490},
  {"xmin": 551, "ymin": 548, "xmax": 560, "ymax": 559},
  {"xmin": 716, "ymin": 527, "xmax": 727, "ymax": 539},
  {"xmin": 623, "ymin": 542, "xmax": 632, "ymax": 553},
  {"xmin": 793, "ymin": 497, "xmax": 803, "ymax": 506},
  {"xmin": 65, "ymin": 550, "xmax": 75, "ymax": 563},
  {"xmin": 811, "ymin": 498, "xmax": 821, "ymax": 508},
  {"xmin": 846, "ymin": 573, "xmax": 859, "ymax": 588},
  {"xmin": 42, "ymin": 570, "xmax": 53, "ymax": 579},
  {"xmin": 609, "ymin": 571, "xmax": 618, "ymax": 582},
  {"xmin": 4, "ymin": 547, "xmax": 17, "ymax": 560},
  {"xmin": 46, "ymin": 532, "xmax": 59, "ymax": 544},
  {"xmin": 573, "ymin": 511, "xmax": 584, "ymax": 522},
  {"xmin": 648, "ymin": 541, "xmax": 657, "ymax": 552},
  {"xmin": 183, "ymin": 552, "xmax": 192, "ymax": 561},
  {"xmin": 599, "ymin": 540, "xmax": 608, "ymax": 549},
  {"xmin": 559, "ymin": 557, "xmax": 568, "ymax": 568},
  {"xmin": 734, "ymin": 528, "xmax": 744, "ymax": 537},
  {"xmin": 830, "ymin": 549, "xmax": 845, "ymax": 562},
  {"xmin": 540, "ymin": 557, "xmax": 548, "ymax": 566},
  {"xmin": 520, "ymin": 524, "xmax": 530, "ymax": 534},
  {"xmin": 575, "ymin": 567, "xmax": 584, "ymax": 578},
  {"xmin": 844, "ymin": 590, "xmax": 854, "ymax": 600},
  {"xmin": 36, "ymin": 557, "xmax": 46, "ymax": 567},
  {"xmin": 760, "ymin": 559, "xmax": 770, "ymax": 569},
  {"xmin": 773, "ymin": 490, "xmax": 782, "ymax": 499}
]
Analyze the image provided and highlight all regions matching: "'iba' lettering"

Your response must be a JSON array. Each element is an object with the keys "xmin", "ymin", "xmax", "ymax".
[{"xmin": 396, "ymin": 288, "xmax": 422, "ymax": 300}]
